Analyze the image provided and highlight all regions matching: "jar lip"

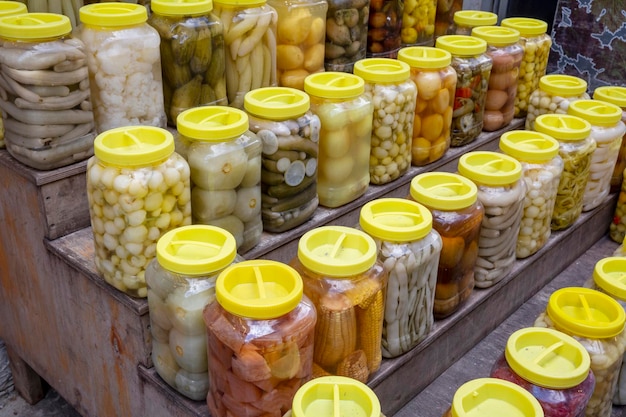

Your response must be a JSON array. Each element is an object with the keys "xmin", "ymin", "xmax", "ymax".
[
  {"xmin": 594, "ymin": 86, "xmax": 626, "ymax": 108},
  {"xmin": 353, "ymin": 58, "xmax": 411, "ymax": 83},
  {"xmin": 500, "ymin": 17, "xmax": 548, "ymax": 36},
  {"xmin": 359, "ymin": 198, "xmax": 433, "ymax": 242},
  {"xmin": 499, "ymin": 130, "xmax": 560, "ymax": 161},
  {"xmin": 436, "ymin": 34, "xmax": 487, "ymax": 56},
  {"xmin": 458, "ymin": 151, "xmax": 523, "ymax": 186},
  {"xmin": 177, "ymin": 106, "xmax": 249, "ymax": 141},
  {"xmin": 94, "ymin": 126, "xmax": 175, "ymax": 167},
  {"xmin": 409, "ymin": 172, "xmax": 478, "ymax": 210},
  {"xmin": 567, "ymin": 99, "xmax": 624, "ymax": 126},
  {"xmin": 79, "ymin": 3, "xmax": 148, "ymax": 27},
  {"xmin": 451, "ymin": 378, "xmax": 543, "ymax": 417},
  {"xmin": 534, "ymin": 114, "xmax": 592, "ymax": 140},
  {"xmin": 539, "ymin": 74, "xmax": 588, "ymax": 96},
  {"xmin": 244, "ymin": 87, "xmax": 310, "ymax": 120},
  {"xmin": 0, "ymin": 12, "xmax": 71, "ymax": 40},
  {"xmin": 593, "ymin": 257, "xmax": 626, "ymax": 301},
  {"xmin": 151, "ymin": 0, "xmax": 213, "ymax": 16},
  {"xmin": 397, "ymin": 46, "xmax": 452, "ymax": 69},
  {"xmin": 304, "ymin": 72, "xmax": 365, "ymax": 99}
]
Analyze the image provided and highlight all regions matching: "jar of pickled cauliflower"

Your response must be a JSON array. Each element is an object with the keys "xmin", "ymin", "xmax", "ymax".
[
  {"xmin": 367, "ymin": 0, "xmax": 402, "ymax": 58},
  {"xmin": 86, "ymin": 126, "xmax": 192, "ymax": 297},
  {"xmin": 594, "ymin": 86, "xmax": 626, "ymax": 194},
  {"xmin": 451, "ymin": 10, "xmax": 497, "ymax": 36},
  {"xmin": 399, "ymin": 0, "xmax": 436, "ymax": 48},
  {"xmin": 324, "ymin": 0, "xmax": 369, "ymax": 72}
]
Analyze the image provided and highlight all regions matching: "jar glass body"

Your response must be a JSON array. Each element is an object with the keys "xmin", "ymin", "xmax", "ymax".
[
  {"xmin": 514, "ymin": 33, "xmax": 552, "ymax": 118},
  {"xmin": 433, "ymin": 0, "xmax": 462, "ymax": 38},
  {"xmin": 610, "ymin": 109, "xmax": 626, "ymax": 193},
  {"xmin": 525, "ymin": 88, "xmax": 591, "ymax": 131},
  {"xmin": 368, "ymin": 0, "xmax": 403, "ymax": 58},
  {"xmin": 324, "ymin": 0, "xmax": 370, "ymax": 72},
  {"xmin": 399, "ymin": 0, "xmax": 436, "ymax": 48}
]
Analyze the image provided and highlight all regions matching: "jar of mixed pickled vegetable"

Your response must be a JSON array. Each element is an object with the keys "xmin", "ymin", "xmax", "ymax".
[
  {"xmin": 399, "ymin": 0, "xmax": 436, "ymax": 48},
  {"xmin": 324, "ymin": 0, "xmax": 369, "ymax": 72},
  {"xmin": 594, "ymin": 86, "xmax": 626, "ymax": 194},
  {"xmin": 367, "ymin": 0, "xmax": 402, "ymax": 58},
  {"xmin": 451, "ymin": 10, "xmax": 497, "ymax": 36}
]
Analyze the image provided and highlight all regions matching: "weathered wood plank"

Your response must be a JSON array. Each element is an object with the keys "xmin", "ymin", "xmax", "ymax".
[{"xmin": 5, "ymin": 346, "xmax": 44, "ymax": 405}]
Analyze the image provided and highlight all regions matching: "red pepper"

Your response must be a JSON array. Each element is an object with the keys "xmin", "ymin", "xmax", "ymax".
[
  {"xmin": 614, "ymin": 215, "xmax": 621, "ymax": 225},
  {"xmin": 456, "ymin": 87, "xmax": 472, "ymax": 98}
]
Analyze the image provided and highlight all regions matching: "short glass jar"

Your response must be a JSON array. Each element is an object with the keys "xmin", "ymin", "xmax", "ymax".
[
  {"xmin": 399, "ymin": 0, "xmax": 436, "ymax": 48},
  {"xmin": 367, "ymin": 0, "xmax": 402, "ymax": 58},
  {"xmin": 594, "ymin": 86, "xmax": 626, "ymax": 194},
  {"xmin": 451, "ymin": 10, "xmax": 497, "ymax": 36},
  {"xmin": 323, "ymin": 0, "xmax": 369, "ymax": 72}
]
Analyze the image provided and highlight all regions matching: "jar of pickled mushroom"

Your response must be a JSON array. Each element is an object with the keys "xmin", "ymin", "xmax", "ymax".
[
  {"xmin": 457, "ymin": 151, "xmax": 525, "ymax": 288},
  {"xmin": 471, "ymin": 26, "xmax": 524, "ymax": 132},
  {"xmin": 451, "ymin": 10, "xmax": 497, "ymax": 36},
  {"xmin": 148, "ymin": 0, "xmax": 227, "ymax": 127},
  {"xmin": 490, "ymin": 327, "xmax": 596, "ymax": 417},
  {"xmin": 353, "ymin": 58, "xmax": 417, "ymax": 185},
  {"xmin": 533, "ymin": 114, "xmax": 595, "ymax": 231},
  {"xmin": 177, "ymin": 106, "xmax": 262, "ymax": 253},
  {"xmin": 435, "ymin": 35, "xmax": 492, "ymax": 147},
  {"xmin": 203, "ymin": 259, "xmax": 317, "ymax": 417},
  {"xmin": 409, "ymin": 172, "xmax": 484, "ymax": 319},
  {"xmin": 433, "ymin": 0, "xmax": 461, "ymax": 38},
  {"xmin": 0, "ymin": 13, "xmax": 95, "ymax": 170},
  {"xmin": 77, "ymin": 3, "xmax": 167, "ymax": 133},
  {"xmin": 145, "ymin": 225, "xmax": 242, "ymax": 400},
  {"xmin": 304, "ymin": 72, "xmax": 373, "ymax": 208},
  {"xmin": 243, "ymin": 87, "xmax": 320, "ymax": 232},
  {"xmin": 86, "ymin": 126, "xmax": 192, "ymax": 298},
  {"xmin": 594, "ymin": 86, "xmax": 626, "ymax": 194},
  {"xmin": 212, "ymin": 0, "xmax": 277, "ymax": 109},
  {"xmin": 399, "ymin": 0, "xmax": 436, "ymax": 48},
  {"xmin": 324, "ymin": 0, "xmax": 369, "ymax": 73},
  {"xmin": 397, "ymin": 46, "xmax": 456, "ymax": 166},
  {"xmin": 367, "ymin": 0, "xmax": 402, "ymax": 58},
  {"xmin": 358, "ymin": 198, "xmax": 442, "ymax": 357},
  {"xmin": 500, "ymin": 17, "xmax": 552, "ymax": 119},
  {"xmin": 289, "ymin": 225, "xmax": 388, "ymax": 382}
]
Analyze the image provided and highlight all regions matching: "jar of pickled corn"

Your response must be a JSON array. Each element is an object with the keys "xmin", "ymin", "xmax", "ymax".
[
  {"xmin": 177, "ymin": 106, "xmax": 262, "ymax": 253},
  {"xmin": 397, "ymin": 46, "xmax": 457, "ymax": 166},
  {"xmin": 451, "ymin": 10, "xmax": 497, "ymax": 36},
  {"xmin": 399, "ymin": 0, "xmax": 436, "ymax": 48},
  {"xmin": 324, "ymin": 0, "xmax": 369, "ymax": 72},
  {"xmin": 353, "ymin": 58, "xmax": 417, "ymax": 185},
  {"xmin": 359, "ymin": 198, "xmax": 442, "ymax": 357},
  {"xmin": 435, "ymin": 35, "xmax": 492, "ymax": 147},
  {"xmin": 534, "ymin": 287, "xmax": 626, "ymax": 417},
  {"xmin": 458, "ymin": 151, "xmax": 525, "ymax": 288},
  {"xmin": 409, "ymin": 172, "xmax": 484, "ymax": 319},
  {"xmin": 243, "ymin": 87, "xmax": 320, "ymax": 232},
  {"xmin": 304, "ymin": 72, "xmax": 373, "ymax": 208},
  {"xmin": 367, "ymin": 0, "xmax": 402, "ymax": 58},
  {"xmin": 203, "ymin": 259, "xmax": 317, "ymax": 417},
  {"xmin": 86, "ymin": 126, "xmax": 192, "ymax": 298},
  {"xmin": 594, "ymin": 86, "xmax": 626, "ymax": 194},
  {"xmin": 289, "ymin": 225, "xmax": 388, "ymax": 382}
]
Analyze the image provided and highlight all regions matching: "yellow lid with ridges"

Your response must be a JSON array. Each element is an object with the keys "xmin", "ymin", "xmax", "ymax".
[
  {"xmin": 353, "ymin": 58, "xmax": 411, "ymax": 84},
  {"xmin": 79, "ymin": 3, "xmax": 148, "ymax": 27},
  {"xmin": 94, "ymin": 126, "xmax": 174, "ymax": 167},
  {"xmin": 244, "ymin": 87, "xmax": 310, "ymax": 120},
  {"xmin": 593, "ymin": 257, "xmax": 626, "ymax": 301},
  {"xmin": 534, "ymin": 114, "xmax": 592, "ymax": 141},
  {"xmin": 410, "ymin": 172, "xmax": 478, "ymax": 211},
  {"xmin": 304, "ymin": 72, "xmax": 365, "ymax": 99},
  {"xmin": 397, "ymin": 46, "xmax": 452, "ymax": 69},
  {"xmin": 567, "ymin": 99, "xmax": 623, "ymax": 127},
  {"xmin": 213, "ymin": 0, "xmax": 265, "ymax": 7},
  {"xmin": 151, "ymin": 0, "xmax": 213, "ymax": 16},
  {"xmin": 471, "ymin": 26, "xmax": 520, "ymax": 47},
  {"xmin": 453, "ymin": 10, "xmax": 498, "ymax": 27},
  {"xmin": 177, "ymin": 105, "xmax": 249, "ymax": 141},
  {"xmin": 0, "ymin": 1, "xmax": 27, "ymax": 17},
  {"xmin": 539, "ymin": 74, "xmax": 587, "ymax": 97},
  {"xmin": 501, "ymin": 17, "xmax": 548, "ymax": 36},
  {"xmin": 436, "ymin": 35, "xmax": 487, "ymax": 57},
  {"xmin": 594, "ymin": 86, "xmax": 626, "ymax": 109},
  {"xmin": 499, "ymin": 130, "xmax": 560, "ymax": 162},
  {"xmin": 458, "ymin": 151, "xmax": 522, "ymax": 186},
  {"xmin": 0, "ymin": 12, "xmax": 70, "ymax": 40},
  {"xmin": 359, "ymin": 198, "xmax": 433, "ymax": 242}
]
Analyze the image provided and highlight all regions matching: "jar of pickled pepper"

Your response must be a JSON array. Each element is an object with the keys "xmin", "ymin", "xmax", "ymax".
[
  {"xmin": 399, "ymin": 0, "xmax": 436, "ymax": 48},
  {"xmin": 324, "ymin": 0, "xmax": 369, "ymax": 73},
  {"xmin": 594, "ymin": 86, "xmax": 626, "ymax": 194},
  {"xmin": 367, "ymin": 0, "xmax": 402, "ymax": 58},
  {"xmin": 451, "ymin": 10, "xmax": 497, "ymax": 36},
  {"xmin": 203, "ymin": 259, "xmax": 317, "ymax": 417}
]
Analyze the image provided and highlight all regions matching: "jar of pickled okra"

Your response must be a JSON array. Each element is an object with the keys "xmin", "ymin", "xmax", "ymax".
[
  {"xmin": 451, "ymin": 10, "xmax": 497, "ymax": 36},
  {"xmin": 367, "ymin": 0, "xmax": 402, "ymax": 58},
  {"xmin": 594, "ymin": 86, "xmax": 626, "ymax": 194},
  {"xmin": 399, "ymin": 0, "xmax": 436, "ymax": 48},
  {"xmin": 324, "ymin": 0, "xmax": 369, "ymax": 72}
]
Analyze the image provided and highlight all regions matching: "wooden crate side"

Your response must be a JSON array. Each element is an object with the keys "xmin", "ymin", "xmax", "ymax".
[{"xmin": 39, "ymin": 172, "xmax": 90, "ymax": 240}]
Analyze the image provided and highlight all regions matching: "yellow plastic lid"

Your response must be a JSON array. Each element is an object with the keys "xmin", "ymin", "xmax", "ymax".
[
  {"xmin": 499, "ymin": 131, "xmax": 560, "ymax": 162},
  {"xmin": 435, "ymin": 35, "xmax": 487, "ymax": 57},
  {"xmin": 538, "ymin": 74, "xmax": 587, "ymax": 97},
  {"xmin": 504, "ymin": 327, "xmax": 591, "ymax": 389},
  {"xmin": 546, "ymin": 287, "xmax": 626, "ymax": 339},
  {"xmin": 291, "ymin": 376, "xmax": 381, "ymax": 417},
  {"xmin": 458, "ymin": 151, "xmax": 522, "ymax": 186},
  {"xmin": 244, "ymin": 87, "xmax": 310, "ymax": 120},
  {"xmin": 592, "ymin": 257, "xmax": 626, "ymax": 301},
  {"xmin": 471, "ymin": 26, "xmax": 520, "ymax": 47},
  {"xmin": 215, "ymin": 259, "xmax": 303, "ymax": 319},
  {"xmin": 297, "ymin": 226, "xmax": 377, "ymax": 277},
  {"xmin": 409, "ymin": 172, "xmax": 478, "ymax": 211},
  {"xmin": 213, "ymin": 0, "xmax": 265, "ymax": 7},
  {"xmin": 304, "ymin": 72, "xmax": 365, "ymax": 99},
  {"xmin": 567, "ymin": 99, "xmax": 623, "ymax": 127},
  {"xmin": 94, "ymin": 126, "xmax": 174, "ymax": 167},
  {"xmin": 534, "ymin": 114, "xmax": 592, "ymax": 141},
  {"xmin": 453, "ymin": 10, "xmax": 498, "ymax": 27},
  {"xmin": 594, "ymin": 86, "xmax": 626, "ymax": 109},
  {"xmin": 397, "ymin": 46, "xmax": 452, "ymax": 69},
  {"xmin": 500, "ymin": 17, "xmax": 548, "ymax": 37},
  {"xmin": 0, "ymin": 12, "xmax": 70, "ymax": 40},
  {"xmin": 177, "ymin": 105, "xmax": 249, "ymax": 141},
  {"xmin": 79, "ymin": 3, "xmax": 148, "ymax": 27},
  {"xmin": 359, "ymin": 198, "xmax": 433, "ymax": 242},
  {"xmin": 353, "ymin": 58, "xmax": 411, "ymax": 84},
  {"xmin": 0, "ymin": 1, "xmax": 27, "ymax": 17},
  {"xmin": 151, "ymin": 0, "xmax": 213, "ymax": 16}
]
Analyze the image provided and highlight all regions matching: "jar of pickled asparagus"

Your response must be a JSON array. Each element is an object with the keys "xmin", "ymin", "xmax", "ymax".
[
  {"xmin": 457, "ymin": 151, "xmax": 525, "ymax": 288},
  {"xmin": 324, "ymin": 0, "xmax": 369, "ymax": 72},
  {"xmin": 86, "ymin": 126, "xmax": 192, "ymax": 298},
  {"xmin": 409, "ymin": 172, "xmax": 484, "ymax": 319},
  {"xmin": 534, "ymin": 287, "xmax": 626, "ymax": 417},
  {"xmin": 594, "ymin": 86, "xmax": 626, "ymax": 194},
  {"xmin": 399, "ymin": 0, "xmax": 436, "ymax": 48},
  {"xmin": 243, "ymin": 87, "xmax": 320, "ymax": 232},
  {"xmin": 289, "ymin": 225, "xmax": 388, "ymax": 382},
  {"xmin": 358, "ymin": 198, "xmax": 442, "ymax": 357},
  {"xmin": 304, "ymin": 72, "xmax": 373, "ymax": 208},
  {"xmin": 177, "ymin": 106, "xmax": 262, "ymax": 253},
  {"xmin": 397, "ymin": 46, "xmax": 456, "ymax": 166},
  {"xmin": 353, "ymin": 58, "xmax": 417, "ymax": 185},
  {"xmin": 203, "ymin": 259, "xmax": 317, "ymax": 417},
  {"xmin": 451, "ymin": 10, "xmax": 497, "ymax": 36},
  {"xmin": 367, "ymin": 0, "xmax": 402, "ymax": 58}
]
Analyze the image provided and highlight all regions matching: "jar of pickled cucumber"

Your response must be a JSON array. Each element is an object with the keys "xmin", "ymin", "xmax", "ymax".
[
  {"xmin": 203, "ymin": 259, "xmax": 317, "ymax": 417},
  {"xmin": 409, "ymin": 172, "xmax": 484, "ymax": 319},
  {"xmin": 353, "ymin": 58, "xmax": 417, "ymax": 185},
  {"xmin": 324, "ymin": 0, "xmax": 369, "ymax": 72},
  {"xmin": 457, "ymin": 151, "xmax": 525, "ymax": 288},
  {"xmin": 304, "ymin": 72, "xmax": 373, "ymax": 208},
  {"xmin": 289, "ymin": 225, "xmax": 388, "ymax": 382},
  {"xmin": 435, "ymin": 35, "xmax": 492, "ymax": 147},
  {"xmin": 451, "ymin": 10, "xmax": 497, "ymax": 36},
  {"xmin": 243, "ymin": 87, "xmax": 320, "ymax": 232},
  {"xmin": 397, "ymin": 46, "xmax": 456, "ymax": 166},
  {"xmin": 145, "ymin": 225, "xmax": 242, "ymax": 400},
  {"xmin": 358, "ymin": 198, "xmax": 442, "ymax": 357},
  {"xmin": 534, "ymin": 287, "xmax": 626, "ymax": 417},
  {"xmin": 148, "ymin": 0, "xmax": 227, "ymax": 127},
  {"xmin": 594, "ymin": 86, "xmax": 626, "ymax": 194},
  {"xmin": 367, "ymin": 0, "xmax": 402, "ymax": 58},
  {"xmin": 86, "ymin": 126, "xmax": 192, "ymax": 298},
  {"xmin": 399, "ymin": 0, "xmax": 436, "ymax": 48}
]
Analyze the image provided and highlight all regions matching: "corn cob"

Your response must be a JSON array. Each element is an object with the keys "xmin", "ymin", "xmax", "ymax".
[
  {"xmin": 357, "ymin": 289, "xmax": 384, "ymax": 373},
  {"xmin": 311, "ymin": 362, "xmax": 331, "ymax": 378},
  {"xmin": 313, "ymin": 293, "xmax": 356, "ymax": 370},
  {"xmin": 345, "ymin": 277, "xmax": 381, "ymax": 307},
  {"xmin": 336, "ymin": 349, "xmax": 369, "ymax": 383}
]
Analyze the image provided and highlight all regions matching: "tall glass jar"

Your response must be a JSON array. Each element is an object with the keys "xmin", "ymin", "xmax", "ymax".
[
  {"xmin": 433, "ymin": 0, "xmax": 461, "ymax": 39},
  {"xmin": 367, "ymin": 0, "xmax": 402, "ymax": 58},
  {"xmin": 451, "ymin": 10, "xmax": 497, "ymax": 36},
  {"xmin": 324, "ymin": 0, "xmax": 369, "ymax": 72},
  {"xmin": 399, "ymin": 0, "xmax": 436, "ymax": 48},
  {"xmin": 594, "ymin": 86, "xmax": 626, "ymax": 194}
]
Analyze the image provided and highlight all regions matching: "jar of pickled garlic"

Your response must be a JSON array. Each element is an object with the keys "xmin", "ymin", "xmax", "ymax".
[
  {"xmin": 148, "ymin": 0, "xmax": 227, "ymax": 127},
  {"xmin": 500, "ymin": 17, "xmax": 552, "ymax": 119},
  {"xmin": 399, "ymin": 0, "xmax": 436, "ymax": 48},
  {"xmin": 367, "ymin": 0, "xmax": 402, "ymax": 58},
  {"xmin": 203, "ymin": 259, "xmax": 317, "ymax": 417},
  {"xmin": 409, "ymin": 172, "xmax": 484, "ymax": 319},
  {"xmin": 0, "ymin": 13, "xmax": 96, "ymax": 170},
  {"xmin": 86, "ymin": 126, "xmax": 192, "ymax": 298},
  {"xmin": 359, "ymin": 198, "xmax": 442, "ymax": 357},
  {"xmin": 324, "ymin": 0, "xmax": 369, "ymax": 72},
  {"xmin": 398, "ymin": 47, "xmax": 456, "ymax": 167},
  {"xmin": 490, "ymin": 327, "xmax": 596, "ymax": 417},
  {"xmin": 289, "ymin": 225, "xmax": 388, "ymax": 382},
  {"xmin": 177, "ymin": 106, "xmax": 262, "ymax": 253},
  {"xmin": 77, "ymin": 3, "xmax": 167, "ymax": 133},
  {"xmin": 451, "ymin": 10, "xmax": 497, "ymax": 36},
  {"xmin": 353, "ymin": 58, "xmax": 417, "ymax": 185},
  {"xmin": 435, "ymin": 35, "xmax": 492, "ymax": 147},
  {"xmin": 243, "ymin": 87, "xmax": 320, "ymax": 232},
  {"xmin": 457, "ymin": 151, "xmax": 525, "ymax": 288},
  {"xmin": 304, "ymin": 72, "xmax": 373, "ymax": 208},
  {"xmin": 594, "ymin": 86, "xmax": 626, "ymax": 194}
]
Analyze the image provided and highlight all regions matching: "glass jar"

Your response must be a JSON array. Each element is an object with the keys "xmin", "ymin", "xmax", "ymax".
[
  {"xmin": 594, "ymin": 86, "xmax": 626, "ymax": 194},
  {"xmin": 399, "ymin": 0, "xmax": 436, "ymax": 48},
  {"xmin": 359, "ymin": 198, "xmax": 442, "ymax": 357},
  {"xmin": 409, "ymin": 172, "xmax": 484, "ymax": 319},
  {"xmin": 324, "ymin": 0, "xmax": 369, "ymax": 73},
  {"xmin": 451, "ymin": 10, "xmax": 497, "ymax": 36},
  {"xmin": 304, "ymin": 72, "xmax": 373, "ymax": 208},
  {"xmin": 433, "ymin": 0, "xmax": 461, "ymax": 39},
  {"xmin": 243, "ymin": 87, "xmax": 320, "ymax": 232},
  {"xmin": 435, "ymin": 35, "xmax": 492, "ymax": 147},
  {"xmin": 177, "ymin": 106, "xmax": 262, "ymax": 253},
  {"xmin": 353, "ymin": 58, "xmax": 417, "ymax": 185},
  {"xmin": 77, "ymin": 3, "xmax": 167, "ymax": 133},
  {"xmin": 367, "ymin": 0, "xmax": 402, "ymax": 58},
  {"xmin": 397, "ymin": 46, "xmax": 457, "ymax": 166},
  {"xmin": 86, "ymin": 126, "xmax": 192, "ymax": 298},
  {"xmin": 289, "ymin": 225, "xmax": 388, "ymax": 382},
  {"xmin": 203, "ymin": 259, "xmax": 317, "ymax": 417},
  {"xmin": 458, "ymin": 151, "xmax": 525, "ymax": 288}
]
